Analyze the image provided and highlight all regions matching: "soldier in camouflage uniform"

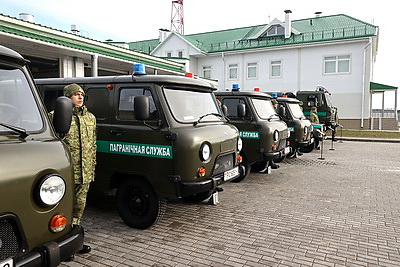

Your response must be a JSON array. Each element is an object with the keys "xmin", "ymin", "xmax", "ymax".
[
  {"xmin": 310, "ymin": 106, "xmax": 320, "ymax": 123},
  {"xmin": 63, "ymin": 83, "xmax": 97, "ymax": 255}
]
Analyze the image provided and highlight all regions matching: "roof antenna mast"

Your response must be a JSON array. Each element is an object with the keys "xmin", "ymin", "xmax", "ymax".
[{"xmin": 171, "ymin": 0, "xmax": 184, "ymax": 34}]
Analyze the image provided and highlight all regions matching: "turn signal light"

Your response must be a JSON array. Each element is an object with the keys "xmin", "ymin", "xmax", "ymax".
[
  {"xmin": 197, "ymin": 167, "xmax": 206, "ymax": 177},
  {"xmin": 237, "ymin": 155, "xmax": 243, "ymax": 163},
  {"xmin": 49, "ymin": 214, "xmax": 67, "ymax": 233},
  {"xmin": 272, "ymin": 144, "xmax": 277, "ymax": 150}
]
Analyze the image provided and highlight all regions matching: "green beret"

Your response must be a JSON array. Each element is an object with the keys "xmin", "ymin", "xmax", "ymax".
[{"xmin": 63, "ymin": 83, "xmax": 84, "ymax": 98}]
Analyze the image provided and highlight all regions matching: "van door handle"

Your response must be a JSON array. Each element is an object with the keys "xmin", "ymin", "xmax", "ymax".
[{"xmin": 110, "ymin": 129, "xmax": 125, "ymax": 135}]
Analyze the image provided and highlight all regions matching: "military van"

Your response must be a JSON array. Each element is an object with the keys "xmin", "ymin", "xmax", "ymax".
[
  {"xmin": 274, "ymin": 96, "xmax": 313, "ymax": 156},
  {"xmin": 215, "ymin": 89, "xmax": 289, "ymax": 175},
  {"xmin": 0, "ymin": 45, "xmax": 84, "ymax": 266},
  {"xmin": 296, "ymin": 86, "xmax": 339, "ymax": 129},
  {"xmin": 36, "ymin": 69, "xmax": 243, "ymax": 229}
]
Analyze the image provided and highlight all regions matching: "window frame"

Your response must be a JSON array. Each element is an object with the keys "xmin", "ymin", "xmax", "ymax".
[
  {"xmin": 247, "ymin": 62, "xmax": 258, "ymax": 79},
  {"xmin": 323, "ymin": 54, "xmax": 351, "ymax": 75},
  {"xmin": 270, "ymin": 59, "xmax": 282, "ymax": 78},
  {"xmin": 202, "ymin": 65, "xmax": 212, "ymax": 79},
  {"xmin": 228, "ymin": 63, "xmax": 239, "ymax": 80}
]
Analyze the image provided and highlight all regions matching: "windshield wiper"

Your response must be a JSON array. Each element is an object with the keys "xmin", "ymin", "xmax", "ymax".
[
  {"xmin": 267, "ymin": 113, "xmax": 280, "ymax": 121},
  {"xmin": 193, "ymin": 113, "xmax": 223, "ymax": 126},
  {"xmin": 0, "ymin": 122, "xmax": 29, "ymax": 139}
]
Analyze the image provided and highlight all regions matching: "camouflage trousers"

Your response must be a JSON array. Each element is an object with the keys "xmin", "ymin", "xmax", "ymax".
[{"xmin": 72, "ymin": 183, "xmax": 91, "ymax": 225}]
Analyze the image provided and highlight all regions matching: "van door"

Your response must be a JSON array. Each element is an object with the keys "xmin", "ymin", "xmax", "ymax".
[
  {"xmin": 221, "ymin": 97, "xmax": 261, "ymax": 163},
  {"xmin": 94, "ymin": 84, "xmax": 175, "ymax": 197}
]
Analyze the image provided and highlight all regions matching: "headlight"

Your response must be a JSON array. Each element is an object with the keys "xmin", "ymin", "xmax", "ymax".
[
  {"xmin": 37, "ymin": 175, "xmax": 66, "ymax": 207},
  {"xmin": 199, "ymin": 143, "xmax": 211, "ymax": 162},
  {"xmin": 273, "ymin": 130, "xmax": 279, "ymax": 142},
  {"xmin": 237, "ymin": 138, "xmax": 243, "ymax": 152},
  {"xmin": 304, "ymin": 126, "xmax": 308, "ymax": 135},
  {"xmin": 287, "ymin": 129, "xmax": 291, "ymax": 138}
]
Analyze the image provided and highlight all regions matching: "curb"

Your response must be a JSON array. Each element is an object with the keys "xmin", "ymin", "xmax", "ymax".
[{"xmin": 327, "ymin": 137, "xmax": 400, "ymax": 143}]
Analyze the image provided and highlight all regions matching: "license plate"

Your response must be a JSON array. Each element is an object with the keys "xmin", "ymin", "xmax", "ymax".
[
  {"xmin": 0, "ymin": 258, "xmax": 13, "ymax": 267},
  {"xmin": 224, "ymin": 166, "xmax": 239, "ymax": 181},
  {"xmin": 284, "ymin": 147, "xmax": 290, "ymax": 154}
]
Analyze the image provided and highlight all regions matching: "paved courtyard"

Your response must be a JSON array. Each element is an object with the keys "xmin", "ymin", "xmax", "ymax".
[{"xmin": 62, "ymin": 140, "xmax": 400, "ymax": 267}]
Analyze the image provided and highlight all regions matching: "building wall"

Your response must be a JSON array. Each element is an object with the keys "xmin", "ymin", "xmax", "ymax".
[{"xmin": 195, "ymin": 39, "xmax": 372, "ymax": 120}]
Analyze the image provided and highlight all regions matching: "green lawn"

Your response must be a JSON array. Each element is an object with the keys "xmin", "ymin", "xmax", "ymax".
[{"xmin": 331, "ymin": 129, "xmax": 400, "ymax": 139}]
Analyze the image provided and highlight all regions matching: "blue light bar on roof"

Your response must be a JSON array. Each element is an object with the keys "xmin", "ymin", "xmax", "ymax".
[{"xmin": 133, "ymin": 63, "xmax": 146, "ymax": 75}]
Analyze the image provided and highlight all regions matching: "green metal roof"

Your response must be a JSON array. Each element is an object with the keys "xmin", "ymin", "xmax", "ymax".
[
  {"xmin": 370, "ymin": 82, "xmax": 398, "ymax": 92},
  {"xmin": 0, "ymin": 13, "xmax": 185, "ymax": 73},
  {"xmin": 129, "ymin": 14, "xmax": 378, "ymax": 54}
]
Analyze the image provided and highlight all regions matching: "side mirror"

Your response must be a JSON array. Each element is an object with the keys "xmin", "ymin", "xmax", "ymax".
[
  {"xmin": 237, "ymin": 103, "xmax": 246, "ymax": 118},
  {"xmin": 221, "ymin": 104, "xmax": 228, "ymax": 117},
  {"xmin": 134, "ymin": 95, "xmax": 150, "ymax": 120},
  {"xmin": 277, "ymin": 105, "xmax": 286, "ymax": 117},
  {"xmin": 52, "ymin": 96, "xmax": 72, "ymax": 134}
]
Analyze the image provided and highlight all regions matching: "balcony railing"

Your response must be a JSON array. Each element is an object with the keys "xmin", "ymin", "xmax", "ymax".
[{"xmin": 204, "ymin": 25, "xmax": 377, "ymax": 52}]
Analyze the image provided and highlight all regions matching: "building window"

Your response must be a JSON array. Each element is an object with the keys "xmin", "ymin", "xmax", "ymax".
[
  {"xmin": 166, "ymin": 51, "xmax": 172, "ymax": 57},
  {"xmin": 202, "ymin": 65, "xmax": 212, "ymax": 79},
  {"xmin": 270, "ymin": 60, "xmax": 282, "ymax": 78},
  {"xmin": 324, "ymin": 55, "xmax": 350, "ymax": 74},
  {"xmin": 267, "ymin": 25, "xmax": 285, "ymax": 36},
  {"xmin": 228, "ymin": 64, "xmax": 239, "ymax": 80},
  {"xmin": 247, "ymin": 62, "xmax": 257, "ymax": 79},
  {"xmin": 178, "ymin": 50, "xmax": 183, "ymax": 58}
]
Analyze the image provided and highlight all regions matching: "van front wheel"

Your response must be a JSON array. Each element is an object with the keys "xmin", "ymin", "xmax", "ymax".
[{"xmin": 116, "ymin": 179, "xmax": 166, "ymax": 229}]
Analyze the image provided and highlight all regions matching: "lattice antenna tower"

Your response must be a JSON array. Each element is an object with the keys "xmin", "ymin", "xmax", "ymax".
[{"xmin": 170, "ymin": 0, "xmax": 184, "ymax": 34}]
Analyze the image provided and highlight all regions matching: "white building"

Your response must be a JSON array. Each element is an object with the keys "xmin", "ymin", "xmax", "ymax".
[{"xmin": 129, "ymin": 11, "xmax": 393, "ymax": 130}]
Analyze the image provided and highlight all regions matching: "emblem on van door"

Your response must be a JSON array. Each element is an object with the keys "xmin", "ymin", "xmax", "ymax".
[
  {"xmin": 97, "ymin": 140, "xmax": 173, "ymax": 159},
  {"xmin": 239, "ymin": 131, "xmax": 260, "ymax": 139}
]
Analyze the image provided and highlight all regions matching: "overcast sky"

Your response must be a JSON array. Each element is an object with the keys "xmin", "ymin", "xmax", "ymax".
[{"xmin": 1, "ymin": 0, "xmax": 399, "ymax": 108}]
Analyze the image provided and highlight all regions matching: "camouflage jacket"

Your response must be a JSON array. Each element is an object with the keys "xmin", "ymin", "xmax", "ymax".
[
  {"xmin": 310, "ymin": 112, "xmax": 320, "ymax": 123},
  {"xmin": 64, "ymin": 106, "xmax": 97, "ymax": 184}
]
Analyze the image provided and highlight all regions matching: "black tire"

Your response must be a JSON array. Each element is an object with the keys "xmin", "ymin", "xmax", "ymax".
[
  {"xmin": 299, "ymin": 143, "xmax": 314, "ymax": 153},
  {"xmin": 116, "ymin": 179, "xmax": 166, "ymax": 229},
  {"xmin": 273, "ymin": 155, "xmax": 285, "ymax": 163},
  {"xmin": 250, "ymin": 161, "xmax": 268, "ymax": 173},
  {"xmin": 183, "ymin": 191, "xmax": 213, "ymax": 203}
]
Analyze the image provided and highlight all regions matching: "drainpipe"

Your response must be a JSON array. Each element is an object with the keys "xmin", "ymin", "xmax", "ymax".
[
  {"xmin": 221, "ymin": 52, "xmax": 225, "ymax": 91},
  {"xmin": 91, "ymin": 54, "xmax": 98, "ymax": 77},
  {"xmin": 362, "ymin": 38, "xmax": 372, "ymax": 129}
]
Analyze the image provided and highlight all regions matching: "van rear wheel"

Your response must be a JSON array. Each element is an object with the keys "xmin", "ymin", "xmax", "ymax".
[{"xmin": 116, "ymin": 179, "xmax": 166, "ymax": 229}]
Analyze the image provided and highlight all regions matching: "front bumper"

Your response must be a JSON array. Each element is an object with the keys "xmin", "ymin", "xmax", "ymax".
[
  {"xmin": 180, "ymin": 166, "xmax": 240, "ymax": 197},
  {"xmin": 298, "ymin": 138, "xmax": 314, "ymax": 148},
  {"xmin": 15, "ymin": 225, "xmax": 84, "ymax": 267},
  {"xmin": 264, "ymin": 146, "xmax": 290, "ymax": 160}
]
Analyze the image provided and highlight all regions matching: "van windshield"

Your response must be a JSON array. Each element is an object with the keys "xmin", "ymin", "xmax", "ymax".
[
  {"xmin": 251, "ymin": 98, "xmax": 278, "ymax": 120},
  {"xmin": 0, "ymin": 67, "xmax": 43, "ymax": 132},
  {"xmin": 164, "ymin": 88, "xmax": 221, "ymax": 123},
  {"xmin": 287, "ymin": 103, "xmax": 306, "ymax": 119}
]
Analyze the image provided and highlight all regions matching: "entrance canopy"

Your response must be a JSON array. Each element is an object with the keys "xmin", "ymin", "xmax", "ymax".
[
  {"xmin": 370, "ymin": 82, "xmax": 398, "ymax": 93},
  {"xmin": 369, "ymin": 82, "xmax": 398, "ymax": 130}
]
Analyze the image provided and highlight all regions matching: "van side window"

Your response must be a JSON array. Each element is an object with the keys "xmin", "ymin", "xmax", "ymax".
[
  {"xmin": 118, "ymin": 88, "xmax": 158, "ymax": 120},
  {"xmin": 86, "ymin": 88, "xmax": 108, "ymax": 120},
  {"xmin": 222, "ymin": 98, "xmax": 248, "ymax": 118},
  {"xmin": 43, "ymin": 89, "xmax": 63, "ymax": 112}
]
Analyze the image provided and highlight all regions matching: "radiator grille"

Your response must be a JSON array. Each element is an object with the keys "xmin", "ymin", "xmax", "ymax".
[{"xmin": 0, "ymin": 218, "xmax": 20, "ymax": 261}]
